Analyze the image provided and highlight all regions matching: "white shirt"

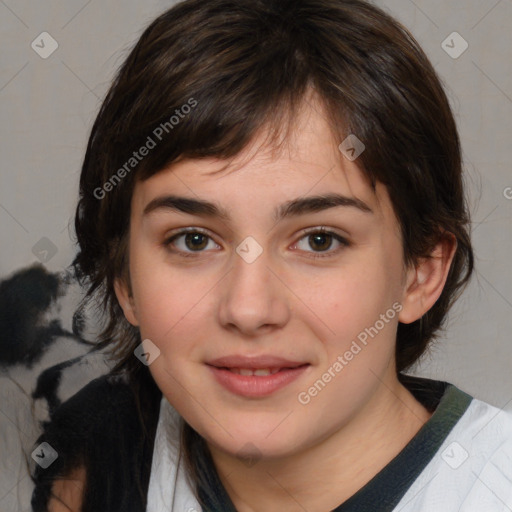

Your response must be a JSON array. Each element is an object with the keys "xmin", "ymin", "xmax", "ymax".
[
  {"xmin": 396, "ymin": 396, "xmax": 512, "ymax": 511},
  {"xmin": 146, "ymin": 397, "xmax": 202, "ymax": 512},
  {"xmin": 147, "ymin": 382, "xmax": 512, "ymax": 511}
]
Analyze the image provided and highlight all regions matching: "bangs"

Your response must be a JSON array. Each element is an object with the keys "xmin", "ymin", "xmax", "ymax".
[{"xmin": 102, "ymin": 38, "xmax": 324, "ymax": 184}]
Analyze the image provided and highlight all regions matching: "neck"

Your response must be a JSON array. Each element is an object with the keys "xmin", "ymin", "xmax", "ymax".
[{"xmin": 207, "ymin": 375, "xmax": 432, "ymax": 512}]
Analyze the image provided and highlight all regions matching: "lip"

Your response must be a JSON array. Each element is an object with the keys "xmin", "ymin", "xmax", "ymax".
[
  {"xmin": 206, "ymin": 355, "xmax": 310, "ymax": 398},
  {"xmin": 206, "ymin": 355, "xmax": 307, "ymax": 369}
]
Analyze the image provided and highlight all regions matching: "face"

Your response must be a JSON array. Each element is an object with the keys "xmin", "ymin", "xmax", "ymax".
[{"xmin": 116, "ymin": 98, "xmax": 427, "ymax": 461}]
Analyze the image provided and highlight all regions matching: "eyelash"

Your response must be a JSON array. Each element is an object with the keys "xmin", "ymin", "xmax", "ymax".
[{"xmin": 163, "ymin": 227, "xmax": 350, "ymax": 259}]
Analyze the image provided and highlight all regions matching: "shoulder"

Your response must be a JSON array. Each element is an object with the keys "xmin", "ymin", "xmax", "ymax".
[
  {"xmin": 440, "ymin": 398, "xmax": 512, "ymax": 509},
  {"xmin": 450, "ymin": 396, "xmax": 512, "ymax": 465},
  {"xmin": 47, "ymin": 466, "xmax": 86, "ymax": 512},
  {"xmin": 31, "ymin": 369, "xmax": 162, "ymax": 512},
  {"xmin": 462, "ymin": 396, "xmax": 512, "ymax": 440},
  {"xmin": 460, "ymin": 397, "xmax": 512, "ymax": 476},
  {"xmin": 35, "ymin": 372, "xmax": 140, "ymax": 458},
  {"xmin": 396, "ymin": 390, "xmax": 512, "ymax": 511}
]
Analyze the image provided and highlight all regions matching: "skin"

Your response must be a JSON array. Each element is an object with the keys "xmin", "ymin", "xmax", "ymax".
[
  {"xmin": 114, "ymin": 94, "xmax": 456, "ymax": 512},
  {"xmin": 48, "ymin": 466, "xmax": 85, "ymax": 512}
]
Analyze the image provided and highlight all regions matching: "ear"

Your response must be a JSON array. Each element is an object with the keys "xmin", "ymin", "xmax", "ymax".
[
  {"xmin": 114, "ymin": 277, "xmax": 139, "ymax": 326},
  {"xmin": 399, "ymin": 233, "xmax": 457, "ymax": 324}
]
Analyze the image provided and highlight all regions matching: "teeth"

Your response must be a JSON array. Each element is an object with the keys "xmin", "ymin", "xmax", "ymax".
[{"xmin": 228, "ymin": 368, "xmax": 281, "ymax": 376}]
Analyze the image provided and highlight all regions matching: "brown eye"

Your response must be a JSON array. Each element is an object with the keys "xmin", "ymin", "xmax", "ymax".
[
  {"xmin": 183, "ymin": 232, "xmax": 208, "ymax": 251},
  {"xmin": 294, "ymin": 228, "xmax": 349, "ymax": 259},
  {"xmin": 308, "ymin": 232, "xmax": 334, "ymax": 252},
  {"xmin": 164, "ymin": 229, "xmax": 220, "ymax": 256}
]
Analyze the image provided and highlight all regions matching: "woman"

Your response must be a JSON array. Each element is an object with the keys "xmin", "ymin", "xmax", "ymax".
[{"xmin": 31, "ymin": 0, "xmax": 512, "ymax": 511}]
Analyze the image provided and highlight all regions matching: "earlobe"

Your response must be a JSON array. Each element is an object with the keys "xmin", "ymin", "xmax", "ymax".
[
  {"xmin": 114, "ymin": 277, "xmax": 139, "ymax": 326},
  {"xmin": 399, "ymin": 234, "xmax": 457, "ymax": 324}
]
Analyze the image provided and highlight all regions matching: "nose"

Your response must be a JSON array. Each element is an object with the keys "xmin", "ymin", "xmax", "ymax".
[{"xmin": 218, "ymin": 248, "xmax": 291, "ymax": 336}]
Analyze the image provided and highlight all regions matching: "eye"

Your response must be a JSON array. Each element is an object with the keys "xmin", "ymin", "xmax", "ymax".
[
  {"xmin": 293, "ymin": 227, "xmax": 349, "ymax": 258},
  {"xmin": 164, "ymin": 228, "xmax": 220, "ymax": 256},
  {"xmin": 163, "ymin": 227, "xmax": 349, "ymax": 259}
]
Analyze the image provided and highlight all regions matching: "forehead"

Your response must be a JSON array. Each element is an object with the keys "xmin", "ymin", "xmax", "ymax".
[{"xmin": 131, "ymin": 97, "xmax": 392, "ymax": 224}]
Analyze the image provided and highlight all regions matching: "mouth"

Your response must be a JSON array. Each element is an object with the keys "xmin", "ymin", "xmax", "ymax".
[
  {"xmin": 206, "ymin": 354, "xmax": 308, "ymax": 369},
  {"xmin": 206, "ymin": 356, "xmax": 310, "ymax": 397},
  {"xmin": 212, "ymin": 366, "xmax": 308, "ymax": 376},
  {"xmin": 222, "ymin": 367, "xmax": 288, "ymax": 376}
]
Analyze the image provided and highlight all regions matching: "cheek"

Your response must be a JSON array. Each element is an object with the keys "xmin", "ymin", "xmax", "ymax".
[
  {"xmin": 129, "ymin": 245, "xmax": 208, "ymax": 337},
  {"xmin": 135, "ymin": 277, "xmax": 205, "ymax": 346},
  {"xmin": 312, "ymin": 265, "xmax": 395, "ymax": 334},
  {"xmin": 298, "ymin": 256, "xmax": 402, "ymax": 381},
  {"xmin": 296, "ymin": 271, "xmax": 400, "ymax": 419}
]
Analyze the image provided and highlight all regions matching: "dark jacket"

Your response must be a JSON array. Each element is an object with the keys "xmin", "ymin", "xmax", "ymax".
[{"xmin": 31, "ymin": 367, "xmax": 162, "ymax": 512}]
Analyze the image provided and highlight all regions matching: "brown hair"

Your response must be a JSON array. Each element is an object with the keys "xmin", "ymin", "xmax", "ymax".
[{"xmin": 71, "ymin": 0, "xmax": 473, "ymax": 503}]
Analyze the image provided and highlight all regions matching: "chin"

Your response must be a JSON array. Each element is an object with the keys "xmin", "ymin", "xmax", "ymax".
[{"xmin": 201, "ymin": 419, "xmax": 308, "ymax": 461}]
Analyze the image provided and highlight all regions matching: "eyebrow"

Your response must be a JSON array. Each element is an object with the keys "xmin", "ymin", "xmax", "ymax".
[{"xmin": 142, "ymin": 193, "xmax": 373, "ymax": 222}]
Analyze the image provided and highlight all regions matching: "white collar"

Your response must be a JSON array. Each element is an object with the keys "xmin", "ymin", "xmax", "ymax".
[{"xmin": 146, "ymin": 396, "xmax": 202, "ymax": 512}]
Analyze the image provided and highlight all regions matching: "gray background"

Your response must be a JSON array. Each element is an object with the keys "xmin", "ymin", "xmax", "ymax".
[{"xmin": 0, "ymin": 1, "xmax": 511, "ymax": 404}]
